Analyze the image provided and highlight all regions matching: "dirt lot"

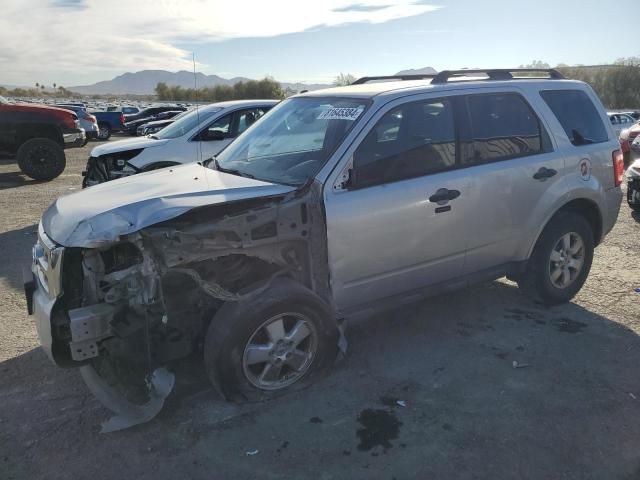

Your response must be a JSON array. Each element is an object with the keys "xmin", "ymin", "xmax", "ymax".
[{"xmin": 1, "ymin": 141, "xmax": 640, "ymax": 480}]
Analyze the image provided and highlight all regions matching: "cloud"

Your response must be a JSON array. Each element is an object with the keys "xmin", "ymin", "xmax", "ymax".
[
  {"xmin": 333, "ymin": 3, "xmax": 392, "ymax": 13},
  {"xmin": 0, "ymin": 0, "xmax": 440, "ymax": 84}
]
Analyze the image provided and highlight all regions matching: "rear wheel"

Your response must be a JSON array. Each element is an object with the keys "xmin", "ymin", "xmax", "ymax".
[
  {"xmin": 518, "ymin": 212, "xmax": 594, "ymax": 305},
  {"xmin": 16, "ymin": 138, "xmax": 66, "ymax": 181},
  {"xmin": 97, "ymin": 123, "xmax": 111, "ymax": 140},
  {"xmin": 204, "ymin": 278, "xmax": 339, "ymax": 402}
]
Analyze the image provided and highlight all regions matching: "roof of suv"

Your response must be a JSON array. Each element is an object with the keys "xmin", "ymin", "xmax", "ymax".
[{"xmin": 300, "ymin": 71, "xmax": 584, "ymax": 101}]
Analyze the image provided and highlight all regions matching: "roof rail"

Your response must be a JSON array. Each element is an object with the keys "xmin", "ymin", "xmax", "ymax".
[
  {"xmin": 431, "ymin": 68, "xmax": 565, "ymax": 84},
  {"xmin": 351, "ymin": 74, "xmax": 436, "ymax": 85}
]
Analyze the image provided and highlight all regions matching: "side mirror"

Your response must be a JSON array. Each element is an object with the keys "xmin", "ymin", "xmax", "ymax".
[{"xmin": 202, "ymin": 129, "xmax": 226, "ymax": 141}]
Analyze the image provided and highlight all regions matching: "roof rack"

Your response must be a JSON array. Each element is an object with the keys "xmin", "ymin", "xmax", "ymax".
[
  {"xmin": 351, "ymin": 74, "xmax": 436, "ymax": 85},
  {"xmin": 431, "ymin": 68, "xmax": 564, "ymax": 84}
]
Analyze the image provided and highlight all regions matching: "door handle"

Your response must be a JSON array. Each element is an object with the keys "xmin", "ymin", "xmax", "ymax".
[
  {"xmin": 533, "ymin": 167, "xmax": 557, "ymax": 181},
  {"xmin": 429, "ymin": 188, "xmax": 461, "ymax": 203}
]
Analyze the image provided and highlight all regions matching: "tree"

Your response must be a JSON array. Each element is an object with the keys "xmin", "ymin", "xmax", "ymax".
[
  {"xmin": 53, "ymin": 83, "xmax": 56, "ymax": 89},
  {"xmin": 35, "ymin": 82, "xmax": 39, "ymax": 88},
  {"xmin": 519, "ymin": 60, "xmax": 551, "ymax": 69},
  {"xmin": 334, "ymin": 73, "xmax": 356, "ymax": 86}
]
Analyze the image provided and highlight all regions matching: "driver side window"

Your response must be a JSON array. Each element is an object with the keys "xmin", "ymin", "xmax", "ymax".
[
  {"xmin": 197, "ymin": 114, "xmax": 232, "ymax": 141},
  {"xmin": 352, "ymin": 98, "xmax": 456, "ymax": 189}
]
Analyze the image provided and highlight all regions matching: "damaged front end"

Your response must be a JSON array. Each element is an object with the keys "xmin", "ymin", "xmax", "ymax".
[{"xmin": 32, "ymin": 179, "xmax": 331, "ymax": 431}]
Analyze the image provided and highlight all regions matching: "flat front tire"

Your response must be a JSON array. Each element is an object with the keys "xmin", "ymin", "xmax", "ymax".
[
  {"xmin": 204, "ymin": 278, "xmax": 339, "ymax": 402},
  {"xmin": 518, "ymin": 212, "xmax": 594, "ymax": 305}
]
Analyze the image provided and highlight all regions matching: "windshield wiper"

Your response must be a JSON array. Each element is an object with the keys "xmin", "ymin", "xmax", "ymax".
[
  {"xmin": 213, "ymin": 157, "xmax": 256, "ymax": 179},
  {"xmin": 149, "ymin": 135, "xmax": 159, "ymax": 140}
]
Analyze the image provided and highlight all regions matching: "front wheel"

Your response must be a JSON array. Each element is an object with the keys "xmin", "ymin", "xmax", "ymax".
[
  {"xmin": 518, "ymin": 212, "xmax": 594, "ymax": 305},
  {"xmin": 16, "ymin": 138, "xmax": 66, "ymax": 181},
  {"xmin": 204, "ymin": 278, "xmax": 339, "ymax": 402}
]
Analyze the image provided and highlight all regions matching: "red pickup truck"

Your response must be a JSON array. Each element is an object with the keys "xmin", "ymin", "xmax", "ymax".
[{"xmin": 0, "ymin": 95, "xmax": 85, "ymax": 181}]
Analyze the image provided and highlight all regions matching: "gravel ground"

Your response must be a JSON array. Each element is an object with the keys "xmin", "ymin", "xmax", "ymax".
[{"xmin": 1, "ymin": 141, "xmax": 639, "ymax": 480}]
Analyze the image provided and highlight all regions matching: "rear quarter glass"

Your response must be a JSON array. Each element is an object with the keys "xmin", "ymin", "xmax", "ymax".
[{"xmin": 540, "ymin": 89, "xmax": 608, "ymax": 146}]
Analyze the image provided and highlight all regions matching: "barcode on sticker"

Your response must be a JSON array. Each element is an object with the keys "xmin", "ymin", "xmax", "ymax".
[{"xmin": 317, "ymin": 107, "xmax": 363, "ymax": 121}]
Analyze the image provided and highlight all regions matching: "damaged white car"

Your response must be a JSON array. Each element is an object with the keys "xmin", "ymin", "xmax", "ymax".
[{"xmin": 25, "ymin": 69, "xmax": 622, "ymax": 430}]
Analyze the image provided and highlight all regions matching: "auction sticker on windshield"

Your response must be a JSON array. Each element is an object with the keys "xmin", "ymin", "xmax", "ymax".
[{"xmin": 317, "ymin": 106, "xmax": 364, "ymax": 121}]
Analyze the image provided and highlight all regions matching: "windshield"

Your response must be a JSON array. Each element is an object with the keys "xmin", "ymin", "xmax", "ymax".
[
  {"xmin": 154, "ymin": 107, "xmax": 221, "ymax": 139},
  {"xmin": 214, "ymin": 97, "xmax": 369, "ymax": 185}
]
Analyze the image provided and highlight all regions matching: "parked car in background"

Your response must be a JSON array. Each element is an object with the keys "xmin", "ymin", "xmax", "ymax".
[
  {"xmin": 27, "ymin": 69, "xmax": 622, "ymax": 425},
  {"xmin": 56, "ymin": 104, "xmax": 99, "ymax": 143},
  {"xmin": 123, "ymin": 105, "xmax": 187, "ymax": 124},
  {"xmin": 619, "ymin": 120, "xmax": 640, "ymax": 162},
  {"xmin": 626, "ymin": 137, "xmax": 640, "ymax": 211},
  {"xmin": 122, "ymin": 110, "xmax": 184, "ymax": 135},
  {"xmin": 89, "ymin": 110, "xmax": 125, "ymax": 140},
  {"xmin": 83, "ymin": 100, "xmax": 276, "ymax": 186},
  {"xmin": 136, "ymin": 109, "xmax": 192, "ymax": 136},
  {"xmin": 608, "ymin": 112, "xmax": 636, "ymax": 138},
  {"xmin": 0, "ymin": 95, "xmax": 84, "ymax": 180},
  {"xmin": 102, "ymin": 105, "xmax": 140, "ymax": 115}
]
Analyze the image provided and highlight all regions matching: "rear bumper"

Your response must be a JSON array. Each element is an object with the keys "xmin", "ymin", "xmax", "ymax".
[
  {"xmin": 62, "ymin": 128, "xmax": 86, "ymax": 148},
  {"xmin": 603, "ymin": 186, "xmax": 623, "ymax": 238}
]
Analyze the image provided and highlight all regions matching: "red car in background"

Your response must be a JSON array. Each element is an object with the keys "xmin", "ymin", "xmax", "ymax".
[
  {"xmin": 619, "ymin": 122, "xmax": 640, "ymax": 165},
  {"xmin": 0, "ymin": 95, "xmax": 85, "ymax": 180}
]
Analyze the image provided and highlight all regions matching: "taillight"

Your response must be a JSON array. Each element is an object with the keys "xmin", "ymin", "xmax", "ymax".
[
  {"xmin": 120, "ymin": 114, "xmax": 125, "ymax": 125},
  {"xmin": 613, "ymin": 149, "xmax": 624, "ymax": 187}
]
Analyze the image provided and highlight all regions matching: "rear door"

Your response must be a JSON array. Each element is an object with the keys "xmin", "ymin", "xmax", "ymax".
[
  {"xmin": 458, "ymin": 90, "xmax": 566, "ymax": 274},
  {"xmin": 324, "ymin": 95, "xmax": 472, "ymax": 311}
]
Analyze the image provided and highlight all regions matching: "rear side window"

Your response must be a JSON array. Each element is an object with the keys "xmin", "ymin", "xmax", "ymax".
[
  {"xmin": 462, "ymin": 93, "xmax": 544, "ymax": 164},
  {"xmin": 540, "ymin": 90, "xmax": 608, "ymax": 146},
  {"xmin": 352, "ymin": 98, "xmax": 456, "ymax": 188}
]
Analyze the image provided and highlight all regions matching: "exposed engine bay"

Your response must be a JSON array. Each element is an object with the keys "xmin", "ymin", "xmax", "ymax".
[{"xmin": 50, "ymin": 184, "xmax": 333, "ymax": 431}]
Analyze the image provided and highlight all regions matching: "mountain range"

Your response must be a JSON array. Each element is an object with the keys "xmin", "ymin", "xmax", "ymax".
[
  {"xmin": 67, "ymin": 67, "xmax": 439, "ymax": 95},
  {"xmin": 69, "ymin": 70, "xmax": 330, "ymax": 95}
]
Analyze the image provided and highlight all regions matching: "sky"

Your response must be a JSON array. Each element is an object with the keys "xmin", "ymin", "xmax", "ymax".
[{"xmin": 0, "ymin": 0, "xmax": 637, "ymax": 87}]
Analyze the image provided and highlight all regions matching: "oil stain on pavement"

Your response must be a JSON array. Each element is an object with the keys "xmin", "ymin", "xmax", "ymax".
[{"xmin": 356, "ymin": 409, "xmax": 402, "ymax": 452}]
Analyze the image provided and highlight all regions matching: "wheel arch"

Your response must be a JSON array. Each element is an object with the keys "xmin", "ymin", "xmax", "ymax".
[
  {"xmin": 527, "ymin": 197, "xmax": 603, "ymax": 259},
  {"xmin": 16, "ymin": 123, "xmax": 63, "ymax": 147}
]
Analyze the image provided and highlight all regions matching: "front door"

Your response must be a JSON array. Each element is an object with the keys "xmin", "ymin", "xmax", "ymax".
[{"xmin": 324, "ymin": 96, "xmax": 471, "ymax": 312}]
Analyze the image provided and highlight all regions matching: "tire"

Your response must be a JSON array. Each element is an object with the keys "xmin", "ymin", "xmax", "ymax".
[
  {"xmin": 97, "ymin": 123, "xmax": 111, "ymax": 140},
  {"xmin": 81, "ymin": 137, "xmax": 89, "ymax": 147},
  {"xmin": 16, "ymin": 138, "xmax": 66, "ymax": 181},
  {"xmin": 204, "ymin": 277, "xmax": 339, "ymax": 402},
  {"xmin": 518, "ymin": 212, "xmax": 594, "ymax": 305}
]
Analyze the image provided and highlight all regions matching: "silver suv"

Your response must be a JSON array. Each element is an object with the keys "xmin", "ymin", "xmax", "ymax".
[{"xmin": 25, "ymin": 69, "xmax": 623, "ymax": 429}]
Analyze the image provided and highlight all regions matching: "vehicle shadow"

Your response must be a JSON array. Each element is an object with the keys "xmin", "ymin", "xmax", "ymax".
[
  {"xmin": 0, "ymin": 157, "xmax": 47, "ymax": 190},
  {"xmin": 0, "ymin": 170, "xmax": 46, "ymax": 190},
  {"xmin": 2, "ymin": 281, "xmax": 640, "ymax": 479}
]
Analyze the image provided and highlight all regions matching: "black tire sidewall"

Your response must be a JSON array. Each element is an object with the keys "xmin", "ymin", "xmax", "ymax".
[
  {"xmin": 526, "ymin": 213, "xmax": 594, "ymax": 305},
  {"xmin": 204, "ymin": 278, "xmax": 339, "ymax": 402},
  {"xmin": 17, "ymin": 138, "xmax": 66, "ymax": 181}
]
